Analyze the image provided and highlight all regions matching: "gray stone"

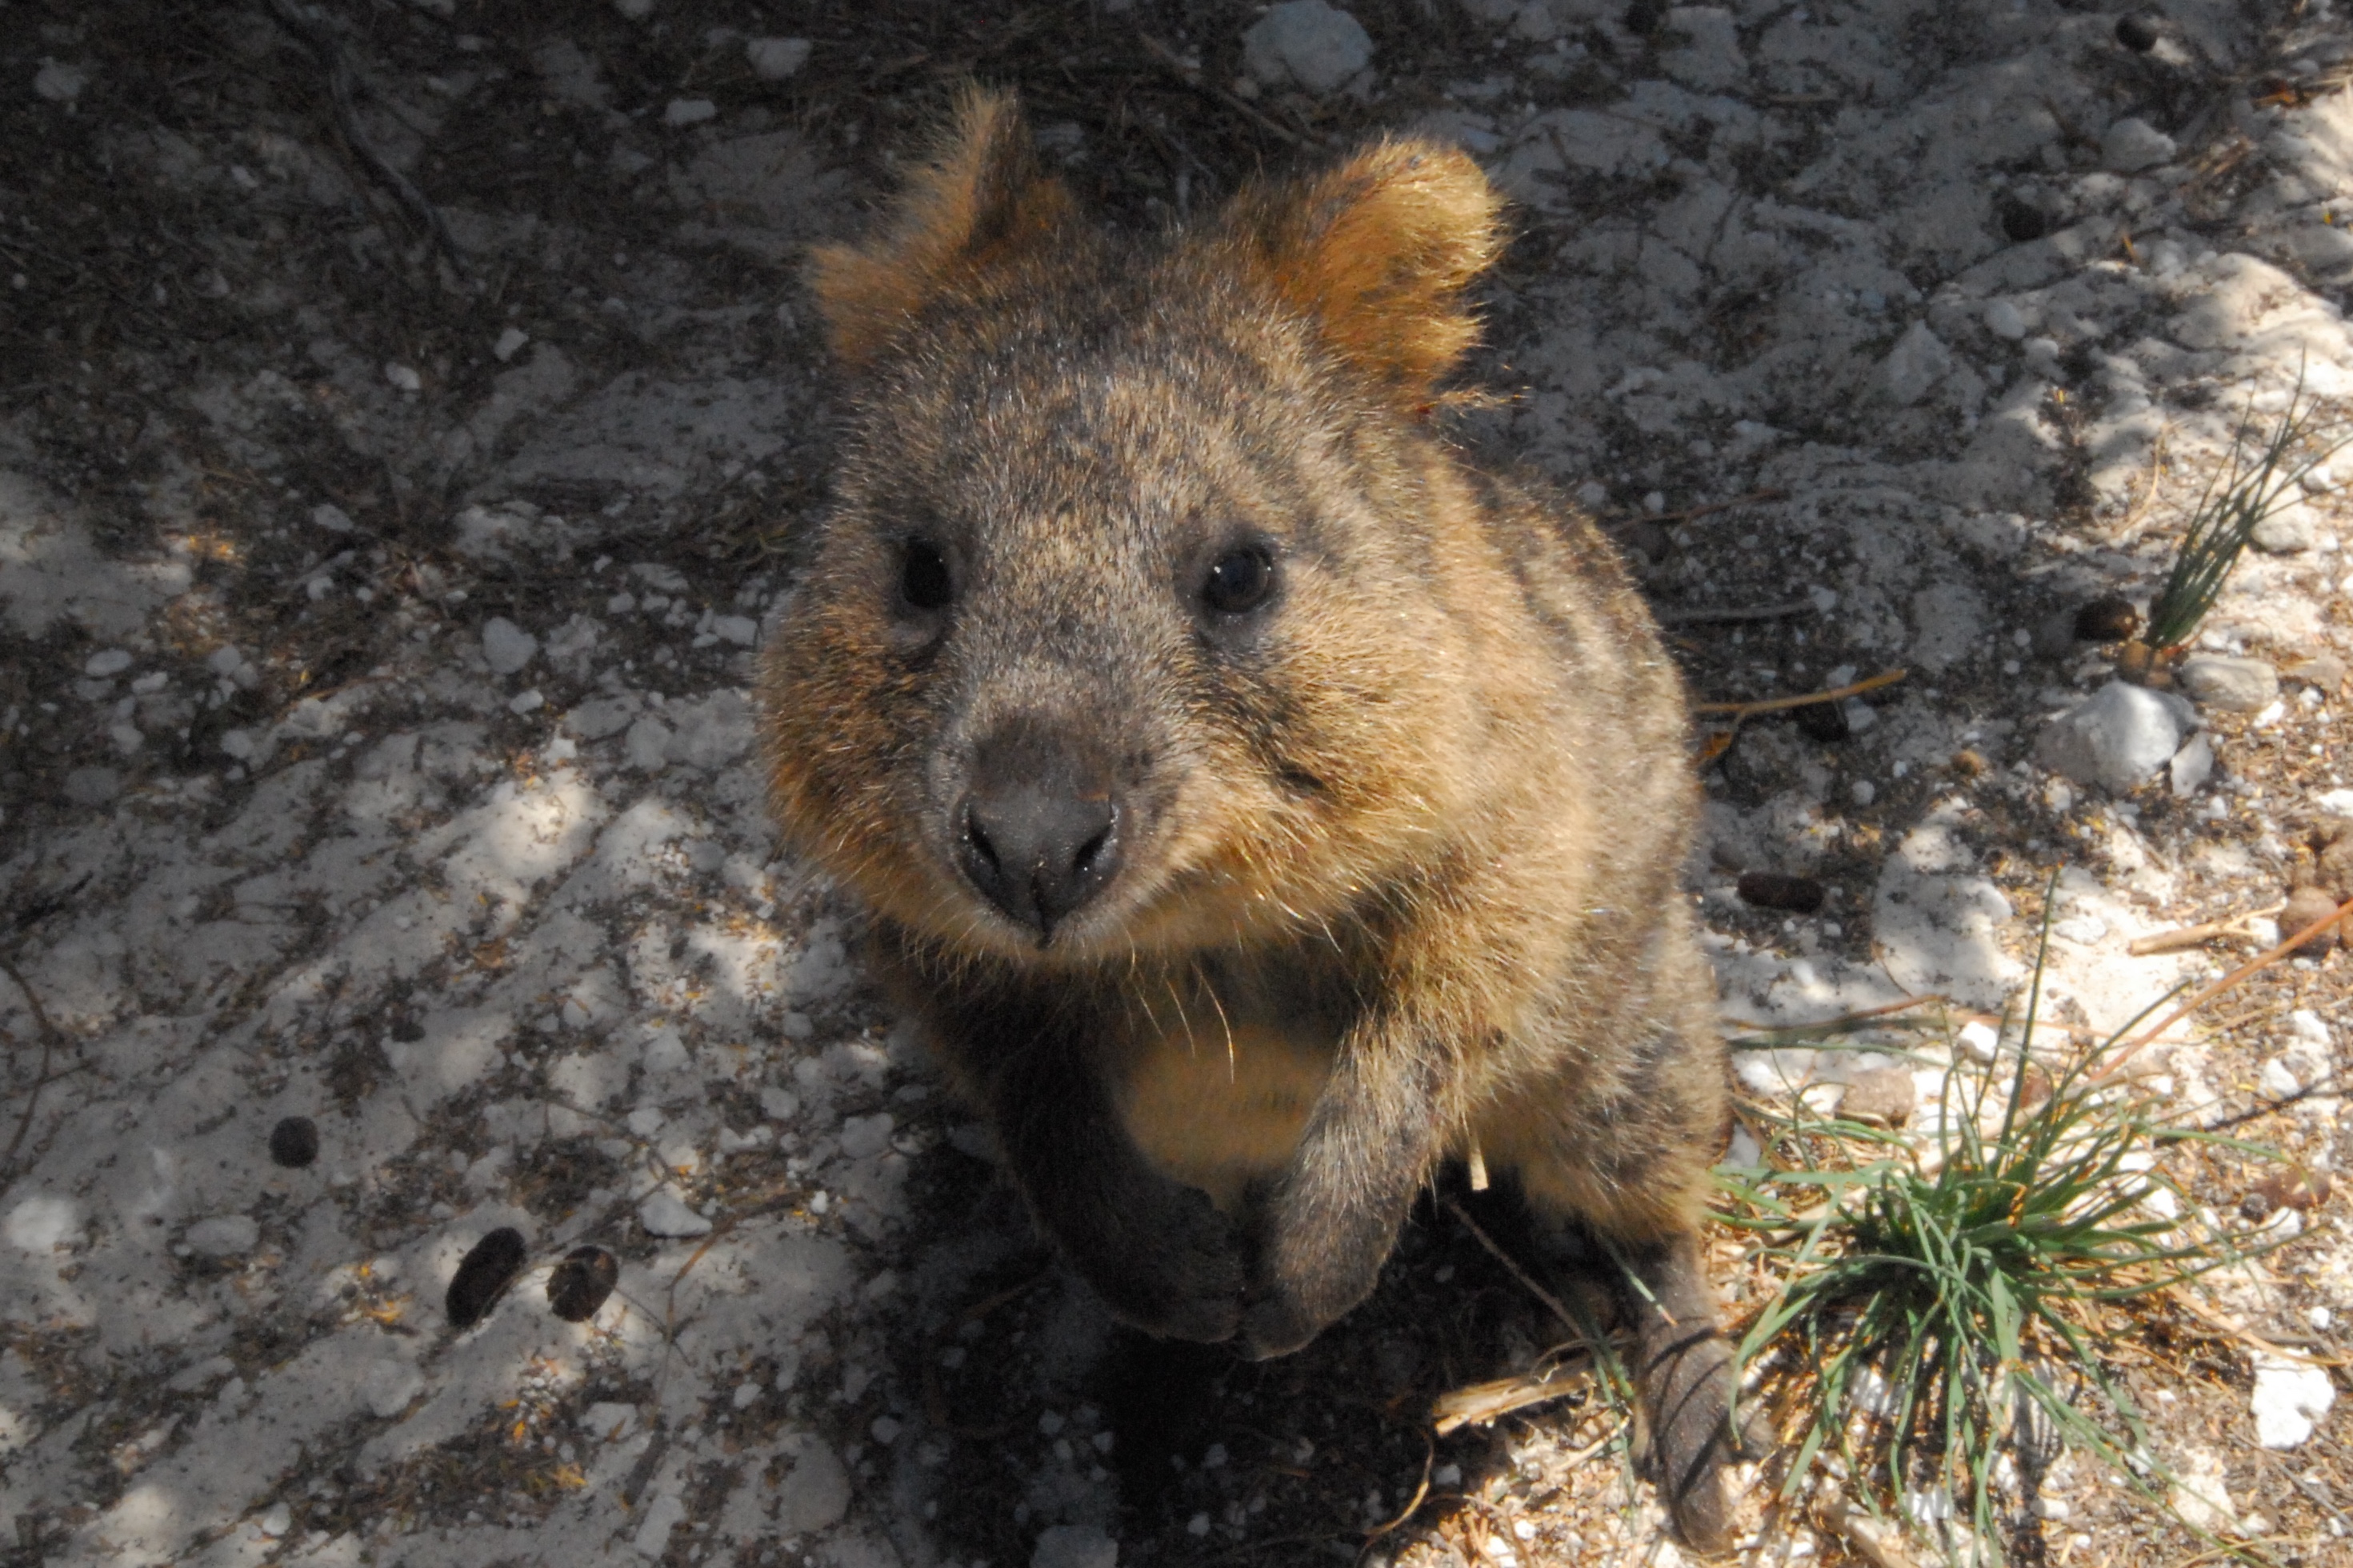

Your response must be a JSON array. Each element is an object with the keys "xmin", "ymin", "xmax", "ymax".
[
  {"xmin": 2102, "ymin": 117, "xmax": 2176, "ymax": 173},
  {"xmin": 2170, "ymin": 731, "xmax": 2214, "ymax": 796},
  {"xmin": 1879, "ymin": 321, "xmax": 1953, "ymax": 406},
  {"xmin": 2178, "ymin": 654, "xmax": 2279, "ymax": 714},
  {"xmin": 2034, "ymin": 681, "xmax": 2199, "ymax": 794},
  {"xmin": 744, "ymin": 37, "xmax": 810, "ymax": 80},
  {"xmin": 2251, "ymin": 496, "xmax": 2317, "ymax": 553},
  {"xmin": 1033, "ymin": 1524, "xmax": 1118, "ymax": 1568},
  {"xmin": 637, "ymin": 1190, "xmax": 712, "ymax": 1238},
  {"xmin": 184, "ymin": 1214, "xmax": 260, "ymax": 1257},
  {"xmin": 480, "ymin": 616, "xmax": 538, "ymax": 675},
  {"xmin": 63, "ymin": 766, "xmax": 121, "ymax": 806},
  {"xmin": 1243, "ymin": 1, "xmax": 1373, "ymax": 94},
  {"xmin": 777, "ymin": 1442, "xmax": 850, "ymax": 1533}
]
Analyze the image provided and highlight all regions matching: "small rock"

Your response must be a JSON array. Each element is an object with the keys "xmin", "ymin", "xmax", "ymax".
[
  {"xmin": 5, "ymin": 1195, "xmax": 83, "ymax": 1252},
  {"xmin": 1032, "ymin": 1523, "xmax": 1118, "ymax": 1568},
  {"xmin": 446, "ymin": 1226, "xmax": 527, "ymax": 1327},
  {"xmin": 2251, "ymin": 1354, "xmax": 2335, "ymax": 1449},
  {"xmin": 2033, "ymin": 681, "xmax": 2197, "ymax": 794},
  {"xmin": 492, "ymin": 326, "xmax": 530, "ymax": 362},
  {"xmin": 2280, "ymin": 885, "xmax": 2343, "ymax": 955},
  {"xmin": 63, "ymin": 766, "xmax": 121, "ymax": 806},
  {"xmin": 311, "ymin": 502, "xmax": 355, "ymax": 533},
  {"xmin": 2259, "ymin": 1057, "xmax": 2302, "ymax": 1098},
  {"xmin": 2252, "ymin": 497, "xmax": 2317, "ymax": 553},
  {"xmin": 186, "ymin": 1214, "xmax": 260, "ymax": 1258},
  {"xmin": 838, "ymin": 1112, "xmax": 895, "ymax": 1161},
  {"xmin": 663, "ymin": 98, "xmax": 718, "ymax": 126},
  {"xmin": 2283, "ymin": 652, "xmax": 2347, "ymax": 692},
  {"xmin": 745, "ymin": 37, "xmax": 811, "ymax": 79},
  {"xmin": 2071, "ymin": 595, "xmax": 2139, "ymax": 644},
  {"xmin": 84, "ymin": 648, "xmax": 134, "ymax": 677},
  {"xmin": 1242, "ymin": 1, "xmax": 1374, "ymax": 95},
  {"xmin": 711, "ymin": 614, "xmax": 759, "ymax": 647},
  {"xmin": 481, "ymin": 617, "xmax": 538, "ymax": 675},
  {"xmin": 625, "ymin": 715, "xmax": 673, "ymax": 771},
  {"xmin": 2178, "ymin": 654, "xmax": 2279, "ymax": 714},
  {"xmin": 1736, "ymin": 870, "xmax": 1826, "ymax": 914},
  {"xmin": 548, "ymin": 1245, "xmax": 620, "ymax": 1322},
  {"xmin": 638, "ymin": 1190, "xmax": 713, "ymax": 1238},
  {"xmin": 268, "ymin": 1116, "xmax": 319, "ymax": 1168},
  {"xmin": 1879, "ymin": 320, "xmax": 1953, "ymax": 406},
  {"xmin": 384, "ymin": 362, "xmax": 422, "ymax": 393},
  {"xmin": 2169, "ymin": 731, "xmax": 2213, "ymax": 797},
  {"xmin": 1983, "ymin": 298, "xmax": 2028, "ymax": 341},
  {"xmin": 34, "ymin": 59, "xmax": 90, "ymax": 104},
  {"xmin": 2115, "ymin": 14, "xmax": 2160, "ymax": 51},
  {"xmin": 2101, "ymin": 117, "xmax": 2176, "ymax": 173},
  {"xmin": 1839, "ymin": 1066, "xmax": 1915, "ymax": 1127}
]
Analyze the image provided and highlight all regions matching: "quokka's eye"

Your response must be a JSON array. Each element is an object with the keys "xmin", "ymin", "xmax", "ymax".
[
  {"xmin": 898, "ymin": 539, "xmax": 954, "ymax": 613},
  {"xmin": 1199, "ymin": 543, "xmax": 1277, "ymax": 616}
]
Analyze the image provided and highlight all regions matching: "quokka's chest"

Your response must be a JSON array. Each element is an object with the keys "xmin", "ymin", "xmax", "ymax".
[{"xmin": 1106, "ymin": 957, "xmax": 1355, "ymax": 1212}]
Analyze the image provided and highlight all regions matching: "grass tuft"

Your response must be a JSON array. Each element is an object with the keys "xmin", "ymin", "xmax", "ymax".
[
  {"xmin": 2143, "ymin": 366, "xmax": 2352, "ymax": 656},
  {"xmin": 1720, "ymin": 884, "xmax": 2291, "ymax": 1563}
]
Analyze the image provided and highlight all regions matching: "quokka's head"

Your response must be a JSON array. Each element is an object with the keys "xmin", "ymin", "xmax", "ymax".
[{"xmin": 760, "ymin": 90, "xmax": 1507, "ymax": 963}]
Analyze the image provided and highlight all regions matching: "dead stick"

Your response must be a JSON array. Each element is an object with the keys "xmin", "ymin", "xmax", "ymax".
[
  {"xmin": 1607, "ymin": 487, "xmax": 1789, "ymax": 527},
  {"xmin": 2125, "ymin": 903, "xmax": 2284, "ymax": 956},
  {"xmin": 1136, "ymin": 34, "xmax": 1321, "ymax": 149},
  {"xmin": 1695, "ymin": 667, "xmax": 1909, "ymax": 717},
  {"xmin": 1660, "ymin": 598, "xmax": 1815, "ymax": 626},
  {"xmin": 2090, "ymin": 895, "xmax": 2353, "ymax": 1086},
  {"xmin": 1723, "ymin": 992, "xmax": 1951, "ymax": 1038},
  {"xmin": 266, "ymin": 0, "xmax": 468, "ymax": 275},
  {"xmin": 1, "ymin": 951, "xmax": 66, "ymax": 1174},
  {"xmin": 1443, "ymin": 1197, "xmax": 1586, "ymax": 1338}
]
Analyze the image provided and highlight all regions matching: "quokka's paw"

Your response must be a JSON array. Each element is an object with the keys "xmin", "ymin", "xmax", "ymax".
[
  {"xmin": 1639, "ymin": 1325, "xmax": 1741, "ymax": 1556},
  {"xmin": 1074, "ymin": 1176, "xmax": 1243, "ymax": 1344},
  {"xmin": 1235, "ymin": 1288, "xmax": 1325, "ymax": 1362}
]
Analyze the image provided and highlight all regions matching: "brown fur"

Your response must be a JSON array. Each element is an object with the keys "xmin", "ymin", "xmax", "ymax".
[{"xmin": 760, "ymin": 90, "xmax": 1747, "ymax": 1550}]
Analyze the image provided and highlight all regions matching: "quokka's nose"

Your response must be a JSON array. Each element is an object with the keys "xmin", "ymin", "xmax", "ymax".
[{"xmin": 954, "ymin": 726, "xmax": 1122, "ymax": 939}]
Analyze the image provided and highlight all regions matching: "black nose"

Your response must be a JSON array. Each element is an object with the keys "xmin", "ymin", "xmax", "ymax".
[{"xmin": 954, "ymin": 726, "xmax": 1122, "ymax": 940}]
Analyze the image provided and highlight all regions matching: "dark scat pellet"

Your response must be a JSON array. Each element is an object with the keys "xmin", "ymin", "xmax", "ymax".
[
  {"xmin": 2072, "ymin": 594, "xmax": 2139, "ymax": 643},
  {"xmin": 1793, "ymin": 698, "xmax": 1850, "ymax": 743},
  {"xmin": 1998, "ymin": 195, "xmax": 2049, "ymax": 243},
  {"xmin": 268, "ymin": 1115, "xmax": 319, "ymax": 1168},
  {"xmin": 547, "ymin": 1245, "xmax": 619, "ymax": 1322},
  {"xmin": 2115, "ymin": 14, "xmax": 2159, "ymax": 51},
  {"xmin": 446, "ymin": 1226, "xmax": 528, "ymax": 1328},
  {"xmin": 1737, "ymin": 870, "xmax": 1827, "ymax": 914}
]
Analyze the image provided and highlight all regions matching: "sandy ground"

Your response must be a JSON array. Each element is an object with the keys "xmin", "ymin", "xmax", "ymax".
[{"xmin": 1, "ymin": 2, "xmax": 2349, "ymax": 1565}]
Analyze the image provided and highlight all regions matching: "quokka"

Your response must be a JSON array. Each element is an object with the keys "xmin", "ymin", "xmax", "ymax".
[{"xmin": 759, "ymin": 90, "xmax": 1747, "ymax": 1549}]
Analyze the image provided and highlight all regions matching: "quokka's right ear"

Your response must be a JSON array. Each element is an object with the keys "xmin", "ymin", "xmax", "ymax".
[{"xmin": 807, "ymin": 87, "xmax": 1073, "ymax": 369}]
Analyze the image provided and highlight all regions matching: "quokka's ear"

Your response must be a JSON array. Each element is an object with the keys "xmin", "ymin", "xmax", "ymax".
[
  {"xmin": 808, "ymin": 87, "xmax": 1073, "ymax": 368},
  {"xmin": 1226, "ymin": 139, "xmax": 1505, "ymax": 402}
]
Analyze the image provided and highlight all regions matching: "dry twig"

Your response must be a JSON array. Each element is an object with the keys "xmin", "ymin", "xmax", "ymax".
[{"xmin": 266, "ymin": 0, "xmax": 468, "ymax": 275}]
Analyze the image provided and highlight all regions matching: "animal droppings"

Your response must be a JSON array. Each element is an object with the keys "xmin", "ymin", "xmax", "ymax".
[{"xmin": 446, "ymin": 1226, "xmax": 528, "ymax": 1328}]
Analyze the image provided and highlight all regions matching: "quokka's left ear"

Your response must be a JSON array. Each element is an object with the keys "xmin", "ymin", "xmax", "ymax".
[
  {"xmin": 1220, "ymin": 138, "xmax": 1506, "ymax": 405},
  {"xmin": 806, "ymin": 86, "xmax": 1074, "ymax": 370}
]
